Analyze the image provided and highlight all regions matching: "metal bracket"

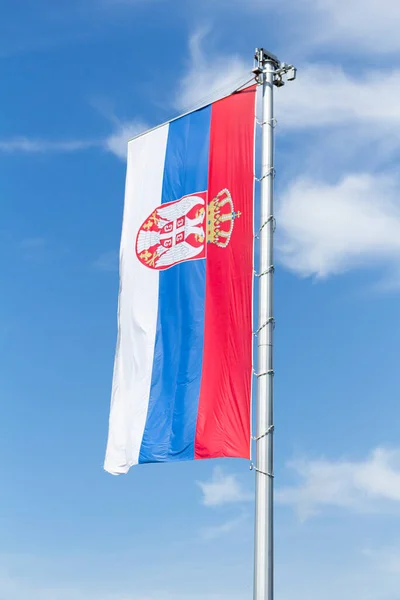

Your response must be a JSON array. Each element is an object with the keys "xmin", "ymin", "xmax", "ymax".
[
  {"xmin": 252, "ymin": 424, "xmax": 274, "ymax": 442},
  {"xmin": 254, "ymin": 48, "xmax": 280, "ymax": 70},
  {"xmin": 254, "ymin": 265, "xmax": 274, "ymax": 278},
  {"xmin": 253, "ymin": 48, "xmax": 297, "ymax": 87},
  {"xmin": 256, "ymin": 118, "xmax": 278, "ymax": 128},
  {"xmin": 253, "ymin": 317, "xmax": 275, "ymax": 336},
  {"xmin": 255, "ymin": 167, "xmax": 276, "ymax": 182},
  {"xmin": 255, "ymin": 216, "xmax": 276, "ymax": 239},
  {"xmin": 250, "ymin": 463, "xmax": 274, "ymax": 478},
  {"xmin": 253, "ymin": 369, "xmax": 274, "ymax": 378}
]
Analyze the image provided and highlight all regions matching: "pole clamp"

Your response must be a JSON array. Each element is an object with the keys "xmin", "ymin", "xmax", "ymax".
[
  {"xmin": 252, "ymin": 424, "xmax": 274, "ymax": 442},
  {"xmin": 254, "ymin": 265, "xmax": 274, "ymax": 278},
  {"xmin": 254, "ymin": 215, "xmax": 276, "ymax": 238},
  {"xmin": 256, "ymin": 118, "xmax": 278, "ymax": 128},
  {"xmin": 253, "ymin": 369, "xmax": 274, "ymax": 378},
  {"xmin": 250, "ymin": 463, "xmax": 274, "ymax": 478},
  {"xmin": 253, "ymin": 317, "xmax": 275, "ymax": 336},
  {"xmin": 255, "ymin": 167, "xmax": 276, "ymax": 182}
]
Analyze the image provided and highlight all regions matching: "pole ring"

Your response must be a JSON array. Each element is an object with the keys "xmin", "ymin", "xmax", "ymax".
[
  {"xmin": 254, "ymin": 265, "xmax": 274, "ymax": 277},
  {"xmin": 252, "ymin": 425, "xmax": 275, "ymax": 441},
  {"xmin": 254, "ymin": 215, "xmax": 276, "ymax": 238},
  {"xmin": 255, "ymin": 167, "xmax": 276, "ymax": 182},
  {"xmin": 252, "ymin": 369, "xmax": 274, "ymax": 378},
  {"xmin": 253, "ymin": 317, "xmax": 275, "ymax": 336},
  {"xmin": 250, "ymin": 463, "xmax": 274, "ymax": 478},
  {"xmin": 256, "ymin": 118, "xmax": 278, "ymax": 128}
]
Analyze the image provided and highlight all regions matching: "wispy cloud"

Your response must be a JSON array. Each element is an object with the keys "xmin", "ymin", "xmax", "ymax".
[
  {"xmin": 104, "ymin": 120, "xmax": 148, "ymax": 160},
  {"xmin": 197, "ymin": 467, "xmax": 251, "ymax": 507},
  {"xmin": 0, "ymin": 119, "xmax": 148, "ymax": 161},
  {"xmin": 277, "ymin": 447, "xmax": 400, "ymax": 519},
  {"xmin": 0, "ymin": 138, "xmax": 99, "ymax": 153},
  {"xmin": 201, "ymin": 513, "xmax": 249, "ymax": 541},
  {"xmin": 174, "ymin": 29, "xmax": 251, "ymax": 112},
  {"xmin": 93, "ymin": 250, "xmax": 119, "ymax": 273}
]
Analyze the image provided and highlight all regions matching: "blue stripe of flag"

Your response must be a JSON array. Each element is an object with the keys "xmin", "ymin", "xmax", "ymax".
[{"xmin": 139, "ymin": 105, "xmax": 211, "ymax": 463}]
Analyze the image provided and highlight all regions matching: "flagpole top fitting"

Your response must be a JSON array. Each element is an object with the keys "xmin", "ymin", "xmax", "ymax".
[{"xmin": 253, "ymin": 48, "xmax": 297, "ymax": 87}]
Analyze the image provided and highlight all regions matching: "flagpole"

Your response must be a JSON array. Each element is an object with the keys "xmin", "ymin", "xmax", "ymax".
[{"xmin": 253, "ymin": 49, "xmax": 296, "ymax": 600}]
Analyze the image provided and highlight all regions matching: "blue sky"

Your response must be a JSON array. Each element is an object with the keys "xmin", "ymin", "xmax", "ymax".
[{"xmin": 2, "ymin": 0, "xmax": 400, "ymax": 599}]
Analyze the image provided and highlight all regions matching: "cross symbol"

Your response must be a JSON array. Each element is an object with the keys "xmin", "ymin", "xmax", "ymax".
[{"xmin": 160, "ymin": 220, "xmax": 185, "ymax": 247}]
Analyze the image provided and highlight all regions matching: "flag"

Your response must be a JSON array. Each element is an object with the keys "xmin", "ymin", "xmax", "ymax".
[{"xmin": 104, "ymin": 86, "xmax": 256, "ymax": 474}]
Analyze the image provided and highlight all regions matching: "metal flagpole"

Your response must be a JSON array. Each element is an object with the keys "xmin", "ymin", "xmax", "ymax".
[{"xmin": 253, "ymin": 49, "xmax": 296, "ymax": 600}]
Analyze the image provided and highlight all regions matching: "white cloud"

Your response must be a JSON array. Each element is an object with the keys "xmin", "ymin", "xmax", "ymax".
[
  {"xmin": 93, "ymin": 250, "xmax": 119, "ymax": 272},
  {"xmin": 277, "ymin": 447, "xmax": 400, "ymax": 519},
  {"xmin": 276, "ymin": 65, "xmax": 400, "ymax": 130},
  {"xmin": 197, "ymin": 467, "xmax": 251, "ymax": 507},
  {"xmin": 220, "ymin": 0, "xmax": 400, "ymax": 55},
  {"xmin": 174, "ymin": 29, "xmax": 252, "ymax": 112},
  {"xmin": 104, "ymin": 120, "xmax": 148, "ymax": 160},
  {"xmin": 300, "ymin": 0, "xmax": 400, "ymax": 54},
  {"xmin": 276, "ymin": 172, "xmax": 400, "ymax": 278},
  {"xmin": 269, "ymin": 65, "xmax": 400, "ymax": 282}
]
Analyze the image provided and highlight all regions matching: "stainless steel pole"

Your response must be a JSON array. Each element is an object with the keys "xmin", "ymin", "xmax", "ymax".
[{"xmin": 254, "ymin": 55, "xmax": 275, "ymax": 600}]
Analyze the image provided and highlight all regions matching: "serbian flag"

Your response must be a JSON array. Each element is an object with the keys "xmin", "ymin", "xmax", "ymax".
[{"xmin": 104, "ymin": 87, "xmax": 256, "ymax": 474}]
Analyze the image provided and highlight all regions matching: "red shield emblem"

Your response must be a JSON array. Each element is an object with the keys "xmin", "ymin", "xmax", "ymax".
[
  {"xmin": 136, "ymin": 189, "xmax": 240, "ymax": 271},
  {"xmin": 136, "ymin": 192, "xmax": 208, "ymax": 271}
]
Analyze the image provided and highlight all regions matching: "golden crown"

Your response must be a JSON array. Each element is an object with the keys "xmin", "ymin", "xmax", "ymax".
[{"xmin": 206, "ymin": 189, "xmax": 241, "ymax": 248}]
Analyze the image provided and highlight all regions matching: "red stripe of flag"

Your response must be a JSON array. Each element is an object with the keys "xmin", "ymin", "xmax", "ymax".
[{"xmin": 195, "ymin": 86, "xmax": 256, "ymax": 460}]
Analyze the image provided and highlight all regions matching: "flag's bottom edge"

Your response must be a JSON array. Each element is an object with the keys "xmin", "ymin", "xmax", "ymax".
[{"xmin": 104, "ymin": 452, "xmax": 250, "ymax": 475}]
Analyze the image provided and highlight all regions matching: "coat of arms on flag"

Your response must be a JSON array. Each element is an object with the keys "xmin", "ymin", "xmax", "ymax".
[{"xmin": 136, "ymin": 189, "xmax": 241, "ymax": 270}]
